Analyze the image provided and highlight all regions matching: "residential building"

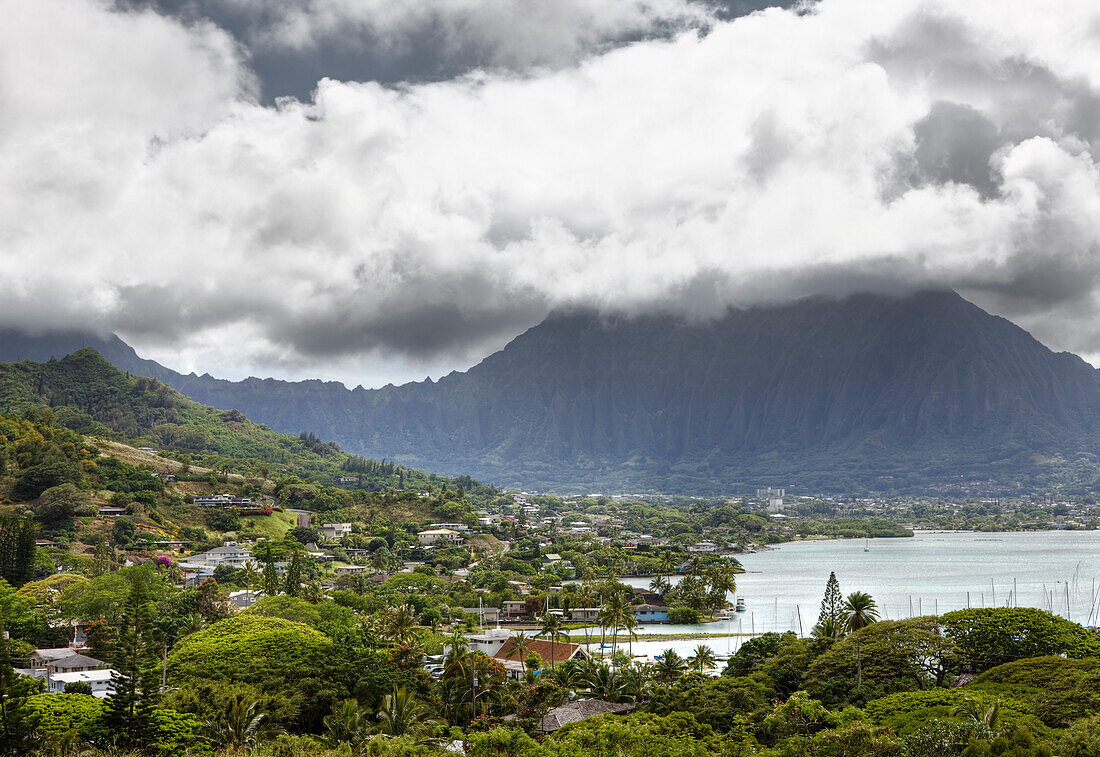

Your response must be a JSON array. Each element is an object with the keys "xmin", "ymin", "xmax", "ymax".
[
  {"xmin": 47, "ymin": 669, "xmax": 117, "ymax": 698},
  {"xmin": 631, "ymin": 604, "xmax": 670, "ymax": 623},
  {"xmin": 416, "ymin": 528, "xmax": 464, "ymax": 545},
  {"xmin": 192, "ymin": 494, "xmax": 253, "ymax": 508},
  {"xmin": 539, "ymin": 700, "xmax": 634, "ymax": 733},
  {"xmin": 494, "ymin": 638, "xmax": 588, "ymax": 680},
  {"xmin": 228, "ymin": 589, "xmax": 261, "ymax": 609},
  {"xmin": 317, "ymin": 523, "xmax": 353, "ymax": 541}
]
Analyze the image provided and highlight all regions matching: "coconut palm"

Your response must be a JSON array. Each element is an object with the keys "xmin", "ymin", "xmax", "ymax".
[
  {"xmin": 621, "ymin": 612, "xmax": 640, "ymax": 658},
  {"xmin": 649, "ymin": 575, "xmax": 671, "ymax": 597},
  {"xmin": 374, "ymin": 687, "xmax": 442, "ymax": 738},
  {"xmin": 381, "ymin": 603, "xmax": 422, "ymax": 646},
  {"xmin": 658, "ymin": 551, "xmax": 677, "ymax": 577},
  {"xmin": 951, "ymin": 697, "xmax": 1002, "ymax": 733},
  {"xmin": 842, "ymin": 592, "xmax": 879, "ymax": 632},
  {"xmin": 443, "ymin": 628, "xmax": 470, "ymax": 664},
  {"xmin": 584, "ymin": 663, "xmax": 628, "ymax": 703},
  {"xmin": 651, "ymin": 649, "xmax": 687, "ymax": 683},
  {"xmin": 537, "ymin": 613, "xmax": 569, "ymax": 671},
  {"xmin": 687, "ymin": 644, "xmax": 717, "ymax": 672},
  {"xmin": 509, "ymin": 631, "xmax": 534, "ymax": 667},
  {"xmin": 322, "ymin": 699, "xmax": 372, "ymax": 751},
  {"xmin": 204, "ymin": 692, "xmax": 275, "ymax": 751}
]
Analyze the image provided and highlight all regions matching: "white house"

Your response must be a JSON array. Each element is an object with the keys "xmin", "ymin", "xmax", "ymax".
[
  {"xmin": 417, "ymin": 528, "xmax": 464, "ymax": 545},
  {"xmin": 48, "ymin": 669, "xmax": 117, "ymax": 698},
  {"xmin": 317, "ymin": 523, "xmax": 353, "ymax": 541},
  {"xmin": 228, "ymin": 589, "xmax": 261, "ymax": 609}
]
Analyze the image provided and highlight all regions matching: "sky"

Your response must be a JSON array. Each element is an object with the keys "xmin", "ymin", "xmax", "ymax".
[{"xmin": 4, "ymin": 0, "xmax": 1100, "ymax": 388}]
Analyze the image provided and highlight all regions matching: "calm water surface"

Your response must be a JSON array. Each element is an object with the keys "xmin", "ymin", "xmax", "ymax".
[{"xmin": 580, "ymin": 530, "xmax": 1100, "ymax": 661}]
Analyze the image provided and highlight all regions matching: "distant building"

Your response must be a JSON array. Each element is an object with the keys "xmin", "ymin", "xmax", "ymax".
[
  {"xmin": 317, "ymin": 523, "xmax": 353, "ymax": 541},
  {"xmin": 228, "ymin": 589, "xmax": 261, "ymax": 609},
  {"xmin": 631, "ymin": 604, "xmax": 669, "ymax": 623},
  {"xmin": 47, "ymin": 669, "xmax": 117, "ymax": 698},
  {"xmin": 767, "ymin": 498, "xmax": 786, "ymax": 513},
  {"xmin": 417, "ymin": 529, "xmax": 464, "ymax": 545},
  {"xmin": 192, "ymin": 494, "xmax": 253, "ymax": 508}
]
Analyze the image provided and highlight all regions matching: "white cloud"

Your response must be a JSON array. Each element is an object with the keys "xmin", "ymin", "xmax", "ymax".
[{"xmin": 4, "ymin": 0, "xmax": 1100, "ymax": 385}]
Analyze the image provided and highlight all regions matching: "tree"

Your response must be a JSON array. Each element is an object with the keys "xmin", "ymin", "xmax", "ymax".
[
  {"xmin": 261, "ymin": 549, "xmax": 280, "ymax": 597},
  {"xmin": 102, "ymin": 570, "xmax": 160, "ymax": 750},
  {"xmin": 0, "ymin": 621, "xmax": 39, "ymax": 756},
  {"xmin": 283, "ymin": 552, "xmax": 303, "ymax": 598},
  {"xmin": 374, "ymin": 687, "xmax": 442, "ymax": 738},
  {"xmin": 537, "ymin": 614, "xmax": 568, "ymax": 671},
  {"xmin": 941, "ymin": 608, "xmax": 1100, "ymax": 673},
  {"xmin": 322, "ymin": 699, "xmax": 372, "ymax": 751},
  {"xmin": 36, "ymin": 483, "xmax": 89, "ymax": 527},
  {"xmin": 652, "ymin": 649, "xmax": 687, "ymax": 683},
  {"xmin": 63, "ymin": 682, "xmax": 93, "ymax": 695},
  {"xmin": 814, "ymin": 572, "xmax": 844, "ymax": 638},
  {"xmin": 843, "ymin": 592, "xmax": 879, "ymax": 633},
  {"xmin": 204, "ymin": 690, "xmax": 274, "ymax": 750},
  {"xmin": 687, "ymin": 644, "xmax": 717, "ymax": 672},
  {"xmin": 0, "ymin": 518, "xmax": 36, "ymax": 588}
]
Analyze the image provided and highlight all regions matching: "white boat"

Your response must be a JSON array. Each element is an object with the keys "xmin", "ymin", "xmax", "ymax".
[{"xmin": 735, "ymin": 597, "xmax": 747, "ymax": 613}]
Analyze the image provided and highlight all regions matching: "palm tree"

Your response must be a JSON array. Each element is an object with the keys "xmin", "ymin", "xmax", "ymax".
[
  {"xmin": 843, "ymin": 591, "xmax": 879, "ymax": 688},
  {"xmin": 240, "ymin": 562, "xmax": 258, "ymax": 590},
  {"xmin": 584, "ymin": 663, "xmax": 628, "ymax": 703},
  {"xmin": 651, "ymin": 649, "xmax": 687, "ymax": 683},
  {"xmin": 658, "ymin": 551, "xmax": 676, "ymax": 577},
  {"xmin": 387, "ymin": 687, "xmax": 441, "ymax": 732},
  {"xmin": 649, "ymin": 575, "xmax": 671, "ymax": 597},
  {"xmin": 842, "ymin": 592, "xmax": 879, "ymax": 632},
  {"xmin": 382, "ymin": 604, "xmax": 422, "ymax": 646},
  {"xmin": 374, "ymin": 687, "xmax": 442, "ymax": 739},
  {"xmin": 621, "ymin": 612, "xmax": 640, "ymax": 658},
  {"xmin": 687, "ymin": 644, "xmax": 717, "ymax": 672},
  {"xmin": 322, "ymin": 699, "xmax": 372, "ymax": 751},
  {"xmin": 509, "ymin": 631, "xmax": 534, "ymax": 667},
  {"xmin": 537, "ymin": 613, "xmax": 568, "ymax": 671},
  {"xmin": 951, "ymin": 697, "xmax": 1002, "ymax": 733},
  {"xmin": 444, "ymin": 628, "xmax": 470, "ymax": 665},
  {"xmin": 204, "ymin": 692, "xmax": 274, "ymax": 751}
]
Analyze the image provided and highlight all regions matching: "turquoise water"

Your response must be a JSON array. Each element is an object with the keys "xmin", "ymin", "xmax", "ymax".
[{"xmin": 580, "ymin": 530, "xmax": 1100, "ymax": 661}]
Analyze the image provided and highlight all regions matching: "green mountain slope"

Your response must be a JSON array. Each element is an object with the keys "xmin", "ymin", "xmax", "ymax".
[{"xmin": 0, "ymin": 349, "xmax": 491, "ymax": 497}]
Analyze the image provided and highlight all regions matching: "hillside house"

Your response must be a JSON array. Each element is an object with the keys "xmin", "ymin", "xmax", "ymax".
[
  {"xmin": 417, "ymin": 528, "xmax": 464, "ymax": 545},
  {"xmin": 317, "ymin": 523, "xmax": 352, "ymax": 541},
  {"xmin": 631, "ymin": 604, "xmax": 670, "ymax": 622}
]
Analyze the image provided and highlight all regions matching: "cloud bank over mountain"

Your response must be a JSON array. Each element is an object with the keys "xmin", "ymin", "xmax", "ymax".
[{"xmin": 4, "ymin": 0, "xmax": 1100, "ymax": 386}]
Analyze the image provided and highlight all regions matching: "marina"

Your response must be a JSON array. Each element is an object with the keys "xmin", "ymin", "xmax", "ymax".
[{"xmin": 570, "ymin": 530, "xmax": 1100, "ymax": 662}]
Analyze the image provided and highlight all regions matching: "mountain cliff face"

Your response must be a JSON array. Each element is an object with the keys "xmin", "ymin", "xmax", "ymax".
[{"xmin": 4, "ymin": 290, "xmax": 1099, "ymax": 492}]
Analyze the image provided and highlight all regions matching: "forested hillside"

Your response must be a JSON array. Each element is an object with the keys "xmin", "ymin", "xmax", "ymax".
[{"xmin": 6, "ymin": 291, "xmax": 1100, "ymax": 493}]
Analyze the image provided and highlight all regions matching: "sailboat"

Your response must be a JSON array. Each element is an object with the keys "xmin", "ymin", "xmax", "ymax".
[{"xmin": 864, "ymin": 537, "xmax": 870, "ymax": 552}]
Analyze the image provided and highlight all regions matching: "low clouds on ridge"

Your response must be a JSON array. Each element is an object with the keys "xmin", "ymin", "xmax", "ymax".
[{"xmin": 4, "ymin": 0, "xmax": 1100, "ymax": 385}]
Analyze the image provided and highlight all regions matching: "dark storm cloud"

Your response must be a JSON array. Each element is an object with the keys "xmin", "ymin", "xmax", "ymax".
[{"xmin": 119, "ymin": 0, "xmax": 799, "ymax": 101}]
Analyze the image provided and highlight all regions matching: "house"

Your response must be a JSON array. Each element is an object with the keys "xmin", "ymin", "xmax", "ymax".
[
  {"xmin": 569, "ymin": 607, "xmax": 601, "ymax": 622},
  {"xmin": 192, "ymin": 494, "xmax": 253, "ymax": 508},
  {"xmin": 429, "ymin": 523, "xmax": 470, "ymax": 533},
  {"xmin": 96, "ymin": 506, "xmax": 126, "ymax": 517},
  {"xmin": 331, "ymin": 475, "xmax": 358, "ymax": 485},
  {"xmin": 494, "ymin": 638, "xmax": 588, "ymax": 680},
  {"xmin": 462, "ymin": 607, "xmax": 501, "ymax": 624},
  {"xmin": 228, "ymin": 589, "xmax": 261, "ymax": 609},
  {"xmin": 539, "ymin": 700, "xmax": 634, "ymax": 732},
  {"xmin": 31, "ymin": 648, "xmax": 80, "ymax": 668},
  {"xmin": 180, "ymin": 543, "xmax": 255, "ymax": 569},
  {"xmin": 631, "ymin": 604, "xmax": 669, "ymax": 623},
  {"xmin": 416, "ymin": 529, "xmax": 463, "ymax": 545},
  {"xmin": 317, "ymin": 523, "xmax": 352, "ymax": 541},
  {"xmin": 47, "ymin": 653, "xmax": 105, "ymax": 675},
  {"xmin": 335, "ymin": 565, "xmax": 369, "ymax": 575},
  {"xmin": 502, "ymin": 600, "xmax": 528, "ymax": 618},
  {"xmin": 464, "ymin": 628, "xmax": 513, "ymax": 657},
  {"xmin": 47, "ymin": 669, "xmax": 117, "ymax": 698},
  {"xmin": 687, "ymin": 542, "xmax": 718, "ymax": 553}
]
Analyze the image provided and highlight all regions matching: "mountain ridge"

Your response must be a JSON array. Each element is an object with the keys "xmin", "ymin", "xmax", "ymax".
[{"xmin": 3, "ymin": 290, "xmax": 1099, "ymax": 493}]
